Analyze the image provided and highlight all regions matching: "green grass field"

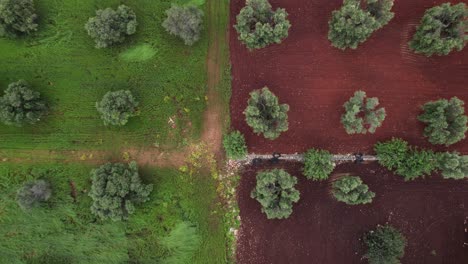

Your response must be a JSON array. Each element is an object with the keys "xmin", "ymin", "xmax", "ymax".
[
  {"xmin": 0, "ymin": 0, "xmax": 209, "ymax": 151},
  {"xmin": 0, "ymin": 163, "xmax": 227, "ymax": 263}
]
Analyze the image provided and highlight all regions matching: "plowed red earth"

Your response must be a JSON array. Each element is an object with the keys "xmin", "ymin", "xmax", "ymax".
[
  {"xmin": 230, "ymin": 0, "xmax": 468, "ymax": 154},
  {"xmin": 236, "ymin": 162, "xmax": 468, "ymax": 263}
]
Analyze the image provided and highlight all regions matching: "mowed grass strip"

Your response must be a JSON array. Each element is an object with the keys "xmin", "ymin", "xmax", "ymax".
[{"xmin": 0, "ymin": 0, "xmax": 209, "ymax": 151}]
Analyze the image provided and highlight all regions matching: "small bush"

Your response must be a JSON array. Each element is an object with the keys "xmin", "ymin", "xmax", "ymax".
[
  {"xmin": 332, "ymin": 176, "xmax": 375, "ymax": 205},
  {"xmin": 96, "ymin": 90, "xmax": 139, "ymax": 126},
  {"xmin": 162, "ymin": 5, "xmax": 203, "ymax": 46},
  {"xmin": 409, "ymin": 3, "xmax": 467, "ymax": 56},
  {"xmin": 89, "ymin": 162, "xmax": 152, "ymax": 221},
  {"xmin": 418, "ymin": 97, "xmax": 467, "ymax": 146},
  {"xmin": 244, "ymin": 87, "xmax": 289, "ymax": 140},
  {"xmin": 251, "ymin": 169, "xmax": 300, "ymax": 219},
  {"xmin": 0, "ymin": 80, "xmax": 47, "ymax": 126},
  {"xmin": 16, "ymin": 180, "xmax": 51, "ymax": 210},
  {"xmin": 0, "ymin": 0, "xmax": 38, "ymax": 37},
  {"xmin": 341, "ymin": 90, "xmax": 386, "ymax": 134},
  {"xmin": 375, "ymin": 138, "xmax": 438, "ymax": 180},
  {"xmin": 223, "ymin": 131, "xmax": 248, "ymax": 160},
  {"xmin": 364, "ymin": 225, "xmax": 406, "ymax": 264},
  {"xmin": 303, "ymin": 149, "xmax": 334, "ymax": 181},
  {"xmin": 437, "ymin": 152, "xmax": 468, "ymax": 180},
  {"xmin": 85, "ymin": 5, "xmax": 137, "ymax": 48},
  {"xmin": 234, "ymin": 0, "xmax": 291, "ymax": 50}
]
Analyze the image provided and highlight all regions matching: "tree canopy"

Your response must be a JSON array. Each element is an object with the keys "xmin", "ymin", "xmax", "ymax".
[
  {"xmin": 341, "ymin": 90, "xmax": 386, "ymax": 134},
  {"xmin": 223, "ymin": 130, "xmax": 248, "ymax": 160},
  {"xmin": 251, "ymin": 169, "xmax": 300, "ymax": 219},
  {"xmin": 364, "ymin": 225, "xmax": 406, "ymax": 264},
  {"xmin": 89, "ymin": 162, "xmax": 153, "ymax": 221},
  {"xmin": 418, "ymin": 97, "xmax": 467, "ymax": 146},
  {"xmin": 96, "ymin": 90, "xmax": 139, "ymax": 126},
  {"xmin": 437, "ymin": 152, "xmax": 468, "ymax": 180},
  {"xmin": 0, "ymin": 0, "xmax": 38, "ymax": 37},
  {"xmin": 244, "ymin": 87, "xmax": 289, "ymax": 140},
  {"xmin": 303, "ymin": 149, "xmax": 335, "ymax": 181},
  {"xmin": 162, "ymin": 5, "xmax": 203, "ymax": 46},
  {"xmin": 85, "ymin": 5, "xmax": 137, "ymax": 48},
  {"xmin": 234, "ymin": 0, "xmax": 291, "ymax": 50},
  {"xmin": 16, "ymin": 180, "xmax": 51, "ymax": 210},
  {"xmin": 0, "ymin": 80, "xmax": 47, "ymax": 126},
  {"xmin": 332, "ymin": 176, "xmax": 375, "ymax": 205},
  {"xmin": 409, "ymin": 3, "xmax": 467, "ymax": 56}
]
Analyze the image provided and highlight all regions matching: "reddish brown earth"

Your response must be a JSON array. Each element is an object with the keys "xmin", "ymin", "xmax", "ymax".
[
  {"xmin": 236, "ymin": 162, "xmax": 468, "ymax": 263},
  {"xmin": 230, "ymin": 0, "xmax": 468, "ymax": 154}
]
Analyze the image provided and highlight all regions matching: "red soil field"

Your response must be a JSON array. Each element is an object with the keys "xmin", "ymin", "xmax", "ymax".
[
  {"xmin": 236, "ymin": 162, "xmax": 468, "ymax": 263},
  {"xmin": 230, "ymin": 0, "xmax": 468, "ymax": 154}
]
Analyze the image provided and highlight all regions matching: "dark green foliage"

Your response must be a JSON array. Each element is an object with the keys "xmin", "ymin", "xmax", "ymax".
[
  {"xmin": 364, "ymin": 225, "xmax": 406, "ymax": 264},
  {"xmin": 162, "ymin": 5, "xmax": 203, "ymax": 46},
  {"xmin": 418, "ymin": 97, "xmax": 467, "ymax": 146},
  {"xmin": 16, "ymin": 180, "xmax": 51, "ymax": 210},
  {"xmin": 303, "ymin": 149, "xmax": 335, "ymax": 181},
  {"xmin": 341, "ymin": 90, "xmax": 386, "ymax": 134},
  {"xmin": 375, "ymin": 138, "xmax": 438, "ymax": 180},
  {"xmin": 223, "ymin": 131, "xmax": 248, "ymax": 160},
  {"xmin": 89, "ymin": 162, "xmax": 152, "ymax": 221},
  {"xmin": 160, "ymin": 222, "xmax": 201, "ymax": 264},
  {"xmin": 251, "ymin": 169, "xmax": 300, "ymax": 219},
  {"xmin": 0, "ymin": 0, "xmax": 38, "ymax": 37},
  {"xmin": 332, "ymin": 176, "xmax": 375, "ymax": 205},
  {"xmin": 366, "ymin": 0, "xmax": 395, "ymax": 26},
  {"xmin": 437, "ymin": 152, "xmax": 468, "ymax": 180},
  {"xmin": 85, "ymin": 5, "xmax": 137, "ymax": 48},
  {"xmin": 234, "ymin": 0, "xmax": 291, "ymax": 50},
  {"xmin": 0, "ymin": 80, "xmax": 47, "ymax": 126},
  {"xmin": 409, "ymin": 3, "xmax": 467, "ymax": 56},
  {"xmin": 96, "ymin": 90, "xmax": 139, "ymax": 126},
  {"xmin": 244, "ymin": 87, "xmax": 289, "ymax": 140}
]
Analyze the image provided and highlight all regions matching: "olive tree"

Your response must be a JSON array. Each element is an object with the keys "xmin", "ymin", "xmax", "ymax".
[
  {"xmin": 244, "ymin": 87, "xmax": 289, "ymax": 140},
  {"xmin": 251, "ymin": 169, "xmax": 300, "ymax": 219},
  {"xmin": 0, "ymin": 0, "xmax": 38, "ymax": 37},
  {"xmin": 303, "ymin": 149, "xmax": 335, "ymax": 181},
  {"xmin": 162, "ymin": 5, "xmax": 203, "ymax": 46},
  {"xmin": 234, "ymin": 0, "xmax": 291, "ymax": 50},
  {"xmin": 437, "ymin": 152, "xmax": 468, "ymax": 180},
  {"xmin": 16, "ymin": 180, "xmax": 51, "ymax": 210},
  {"xmin": 223, "ymin": 130, "xmax": 248, "ymax": 160},
  {"xmin": 85, "ymin": 5, "xmax": 137, "ymax": 48},
  {"xmin": 366, "ymin": 0, "xmax": 395, "ymax": 26},
  {"xmin": 364, "ymin": 225, "xmax": 406, "ymax": 264},
  {"xmin": 89, "ymin": 162, "xmax": 153, "ymax": 221},
  {"xmin": 96, "ymin": 90, "xmax": 139, "ymax": 126},
  {"xmin": 332, "ymin": 176, "xmax": 375, "ymax": 205},
  {"xmin": 410, "ymin": 3, "xmax": 467, "ymax": 56},
  {"xmin": 341, "ymin": 90, "xmax": 386, "ymax": 134},
  {"xmin": 418, "ymin": 97, "xmax": 467, "ymax": 146},
  {"xmin": 0, "ymin": 80, "xmax": 47, "ymax": 126}
]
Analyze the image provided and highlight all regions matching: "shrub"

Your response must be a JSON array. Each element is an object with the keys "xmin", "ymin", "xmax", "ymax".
[
  {"xmin": 437, "ymin": 152, "xmax": 468, "ymax": 180},
  {"xmin": 418, "ymin": 97, "xmax": 467, "ymax": 146},
  {"xmin": 16, "ymin": 180, "xmax": 51, "ymax": 210},
  {"xmin": 223, "ymin": 131, "xmax": 248, "ymax": 160},
  {"xmin": 0, "ymin": 80, "xmax": 47, "ymax": 126},
  {"xmin": 375, "ymin": 138, "xmax": 438, "ymax": 180},
  {"xmin": 162, "ymin": 5, "xmax": 203, "ymax": 46},
  {"xmin": 328, "ymin": 2, "xmax": 379, "ymax": 50},
  {"xmin": 85, "ymin": 5, "xmax": 137, "ymax": 48},
  {"xmin": 332, "ymin": 176, "xmax": 375, "ymax": 205},
  {"xmin": 303, "ymin": 149, "xmax": 334, "ymax": 181},
  {"xmin": 244, "ymin": 87, "xmax": 289, "ymax": 140},
  {"xmin": 251, "ymin": 169, "xmax": 300, "ymax": 219},
  {"xmin": 341, "ymin": 90, "xmax": 386, "ymax": 134},
  {"xmin": 89, "ymin": 162, "xmax": 152, "ymax": 221},
  {"xmin": 364, "ymin": 225, "xmax": 406, "ymax": 264},
  {"xmin": 409, "ymin": 3, "xmax": 467, "ymax": 56},
  {"xmin": 234, "ymin": 0, "xmax": 291, "ymax": 50},
  {"xmin": 0, "ymin": 0, "xmax": 38, "ymax": 37},
  {"xmin": 96, "ymin": 90, "xmax": 139, "ymax": 126}
]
